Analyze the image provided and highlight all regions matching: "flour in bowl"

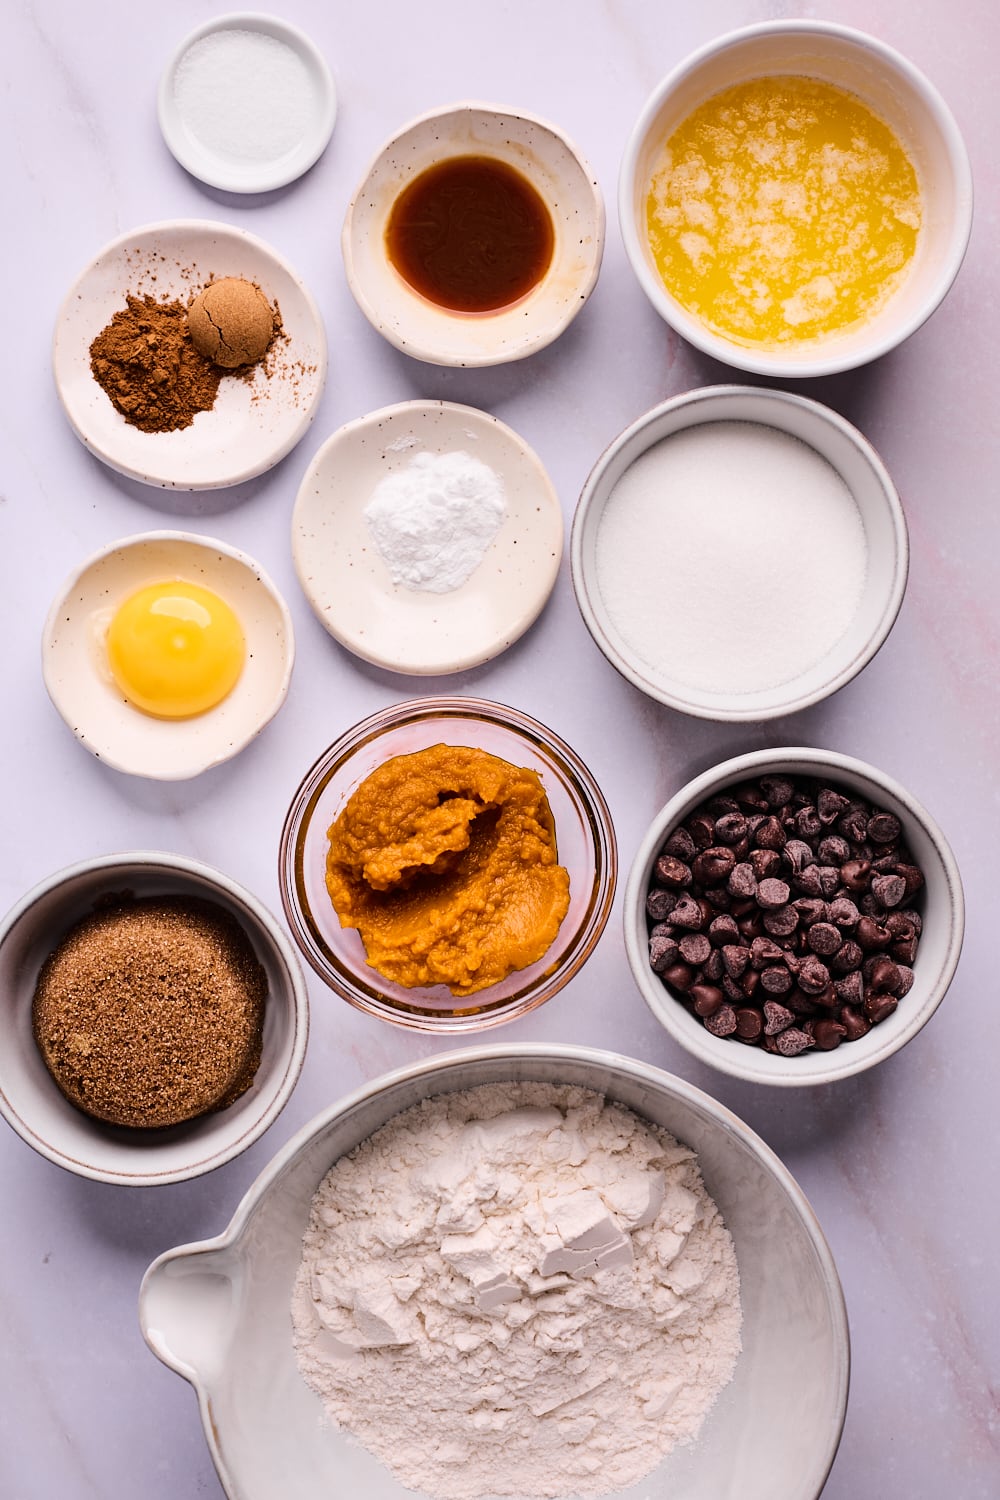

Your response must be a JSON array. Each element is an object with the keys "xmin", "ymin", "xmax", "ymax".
[{"xmin": 291, "ymin": 1082, "xmax": 741, "ymax": 1498}]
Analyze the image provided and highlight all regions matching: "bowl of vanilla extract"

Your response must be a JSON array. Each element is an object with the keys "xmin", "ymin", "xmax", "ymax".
[{"xmin": 342, "ymin": 101, "xmax": 605, "ymax": 367}]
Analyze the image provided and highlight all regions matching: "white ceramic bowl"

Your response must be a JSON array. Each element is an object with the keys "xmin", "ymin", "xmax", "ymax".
[
  {"xmin": 571, "ymin": 385, "xmax": 908, "ymax": 721},
  {"xmin": 42, "ymin": 530, "xmax": 294, "ymax": 780},
  {"xmin": 158, "ymin": 14, "xmax": 337, "ymax": 193},
  {"xmin": 625, "ymin": 748, "xmax": 964, "ymax": 1086},
  {"xmin": 292, "ymin": 400, "xmax": 563, "ymax": 673},
  {"xmin": 140, "ymin": 1043, "xmax": 849, "ymax": 1499},
  {"xmin": 342, "ymin": 102, "xmax": 604, "ymax": 367},
  {"xmin": 0, "ymin": 852, "xmax": 309, "ymax": 1185},
  {"xmin": 619, "ymin": 21, "xmax": 973, "ymax": 377},
  {"xmin": 53, "ymin": 219, "xmax": 327, "ymax": 488}
]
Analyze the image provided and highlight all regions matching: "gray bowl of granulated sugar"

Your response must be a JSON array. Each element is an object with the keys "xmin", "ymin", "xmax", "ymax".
[
  {"xmin": 571, "ymin": 383, "xmax": 908, "ymax": 722},
  {"xmin": 140, "ymin": 1043, "xmax": 849, "ymax": 1500}
]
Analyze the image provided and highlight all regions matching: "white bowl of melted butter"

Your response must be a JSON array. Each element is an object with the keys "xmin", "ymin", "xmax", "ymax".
[
  {"xmin": 620, "ymin": 21, "xmax": 973, "ymax": 377},
  {"xmin": 42, "ymin": 531, "xmax": 294, "ymax": 780}
]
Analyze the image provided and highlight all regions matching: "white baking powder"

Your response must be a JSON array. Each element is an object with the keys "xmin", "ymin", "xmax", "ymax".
[
  {"xmin": 364, "ymin": 450, "xmax": 507, "ymax": 593},
  {"xmin": 173, "ymin": 30, "xmax": 316, "ymax": 163},
  {"xmin": 595, "ymin": 421, "xmax": 868, "ymax": 695},
  {"xmin": 291, "ymin": 1082, "xmax": 741, "ymax": 1499}
]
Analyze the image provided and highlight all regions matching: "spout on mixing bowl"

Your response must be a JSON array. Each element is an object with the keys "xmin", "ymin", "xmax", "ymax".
[{"xmin": 139, "ymin": 1240, "xmax": 238, "ymax": 1383}]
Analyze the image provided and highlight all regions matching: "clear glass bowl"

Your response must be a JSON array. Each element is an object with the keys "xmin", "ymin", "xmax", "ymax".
[{"xmin": 279, "ymin": 697, "xmax": 617, "ymax": 1031}]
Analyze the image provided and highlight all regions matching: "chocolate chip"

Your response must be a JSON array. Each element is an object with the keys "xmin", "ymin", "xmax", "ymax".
[
  {"xmin": 693, "ymin": 847, "xmax": 736, "ymax": 885},
  {"xmin": 763, "ymin": 1000, "xmax": 794, "ymax": 1034},
  {"xmin": 735, "ymin": 1007, "xmax": 763, "ymax": 1042},
  {"xmin": 774, "ymin": 1027, "xmax": 815, "ymax": 1056},
  {"xmin": 702, "ymin": 948, "xmax": 724, "ymax": 981},
  {"xmin": 727, "ymin": 862, "xmax": 758, "ymax": 899},
  {"xmin": 782, "ymin": 839, "xmax": 816, "ymax": 875},
  {"xmin": 812, "ymin": 1019, "xmax": 848, "ymax": 1050},
  {"xmin": 709, "ymin": 914, "xmax": 740, "ymax": 946},
  {"xmin": 760, "ymin": 965, "xmax": 793, "ymax": 995},
  {"xmin": 807, "ymin": 922, "xmax": 842, "ymax": 957},
  {"xmin": 864, "ymin": 992, "xmax": 898, "ymax": 1025},
  {"xmin": 763, "ymin": 905, "xmax": 798, "ymax": 937},
  {"xmin": 714, "ymin": 812, "xmax": 747, "ymax": 845},
  {"xmin": 662, "ymin": 962, "xmax": 694, "ymax": 992},
  {"xmin": 754, "ymin": 816, "xmax": 787, "ymax": 851},
  {"xmin": 856, "ymin": 916, "xmax": 892, "ymax": 951},
  {"xmin": 703, "ymin": 1004, "xmax": 738, "ymax": 1037},
  {"xmin": 646, "ymin": 888, "xmax": 677, "ymax": 922},
  {"xmin": 664, "ymin": 828, "xmax": 696, "ymax": 861},
  {"xmin": 872, "ymin": 873, "xmax": 907, "ymax": 909},
  {"xmin": 839, "ymin": 1006, "xmax": 870, "ymax": 1041},
  {"xmin": 649, "ymin": 930, "xmax": 679, "ymax": 973},
  {"xmin": 830, "ymin": 940, "xmax": 862, "ymax": 975},
  {"xmin": 817, "ymin": 788, "xmax": 849, "ymax": 824},
  {"xmin": 795, "ymin": 805, "xmax": 822, "ymax": 839},
  {"xmin": 834, "ymin": 971, "xmax": 864, "ymax": 1007},
  {"xmin": 721, "ymin": 944, "xmax": 749, "ymax": 978},
  {"xmin": 840, "ymin": 858, "xmax": 871, "ymax": 892},
  {"xmin": 761, "ymin": 776, "xmax": 794, "ymax": 809},
  {"xmin": 827, "ymin": 896, "xmax": 859, "ymax": 928},
  {"xmin": 654, "ymin": 854, "xmax": 692, "ymax": 889},
  {"xmin": 669, "ymin": 895, "xmax": 705, "ymax": 930},
  {"xmin": 793, "ymin": 897, "xmax": 827, "ymax": 927},
  {"xmin": 678, "ymin": 933, "xmax": 711, "ymax": 966},
  {"xmin": 689, "ymin": 983, "xmax": 725, "ymax": 1016},
  {"xmin": 818, "ymin": 834, "xmax": 851, "ymax": 864},
  {"xmin": 797, "ymin": 957, "xmax": 830, "ymax": 995},
  {"xmin": 868, "ymin": 812, "xmax": 901, "ymax": 844},
  {"xmin": 757, "ymin": 877, "xmax": 791, "ymax": 909},
  {"xmin": 749, "ymin": 847, "xmax": 782, "ymax": 880}
]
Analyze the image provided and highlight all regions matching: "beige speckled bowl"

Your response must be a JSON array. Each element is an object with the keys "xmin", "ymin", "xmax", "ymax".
[{"xmin": 343, "ymin": 102, "xmax": 605, "ymax": 367}]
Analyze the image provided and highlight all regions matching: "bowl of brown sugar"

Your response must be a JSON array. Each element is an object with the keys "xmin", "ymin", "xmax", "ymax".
[{"xmin": 0, "ymin": 851, "xmax": 308, "ymax": 1184}]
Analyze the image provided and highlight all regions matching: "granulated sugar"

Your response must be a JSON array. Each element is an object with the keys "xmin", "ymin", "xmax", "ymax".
[
  {"xmin": 595, "ymin": 422, "xmax": 868, "ymax": 695},
  {"xmin": 291, "ymin": 1082, "xmax": 741, "ymax": 1499},
  {"xmin": 173, "ymin": 30, "xmax": 316, "ymax": 163}
]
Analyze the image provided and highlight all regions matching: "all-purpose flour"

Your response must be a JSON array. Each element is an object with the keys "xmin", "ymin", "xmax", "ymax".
[{"xmin": 291, "ymin": 1083, "xmax": 741, "ymax": 1499}]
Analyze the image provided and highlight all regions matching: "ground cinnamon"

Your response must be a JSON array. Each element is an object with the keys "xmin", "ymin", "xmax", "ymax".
[{"xmin": 89, "ymin": 294, "xmax": 222, "ymax": 434}]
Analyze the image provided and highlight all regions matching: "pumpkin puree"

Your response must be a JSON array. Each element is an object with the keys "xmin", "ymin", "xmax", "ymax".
[{"xmin": 325, "ymin": 745, "xmax": 570, "ymax": 996}]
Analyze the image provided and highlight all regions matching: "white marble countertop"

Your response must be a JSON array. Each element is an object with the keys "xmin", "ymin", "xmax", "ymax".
[{"xmin": 2, "ymin": 2, "xmax": 997, "ymax": 1496}]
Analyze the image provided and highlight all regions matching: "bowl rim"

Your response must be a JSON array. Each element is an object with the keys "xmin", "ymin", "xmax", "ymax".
[
  {"xmin": 624, "ymin": 746, "xmax": 965, "ymax": 1086},
  {"xmin": 341, "ymin": 99, "xmax": 606, "ymax": 368},
  {"xmin": 0, "ymin": 849, "xmax": 310, "ymax": 1185},
  {"xmin": 618, "ymin": 18, "xmax": 974, "ymax": 378},
  {"xmin": 139, "ymin": 1040, "xmax": 850, "ymax": 1499},
  {"xmin": 570, "ymin": 383, "xmax": 910, "ymax": 721},
  {"xmin": 290, "ymin": 398, "xmax": 564, "ymax": 674},
  {"xmin": 278, "ymin": 695, "xmax": 618, "ymax": 1030},
  {"xmin": 157, "ymin": 12, "xmax": 338, "ymax": 193},
  {"xmin": 41, "ymin": 527, "xmax": 295, "ymax": 780}
]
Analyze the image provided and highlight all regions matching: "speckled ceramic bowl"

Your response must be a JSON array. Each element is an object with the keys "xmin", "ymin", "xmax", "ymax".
[
  {"xmin": 625, "ymin": 748, "xmax": 964, "ymax": 1086},
  {"xmin": 342, "ymin": 102, "xmax": 604, "ymax": 366},
  {"xmin": 0, "ymin": 852, "xmax": 308, "ymax": 1185},
  {"xmin": 278, "ymin": 697, "xmax": 616, "ymax": 1029},
  {"xmin": 140, "ymin": 1043, "xmax": 849, "ymax": 1500}
]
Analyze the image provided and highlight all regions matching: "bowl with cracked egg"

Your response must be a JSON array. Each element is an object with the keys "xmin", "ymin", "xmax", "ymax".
[
  {"xmin": 278, "ymin": 696, "xmax": 616, "ymax": 1031},
  {"xmin": 140, "ymin": 1042, "xmax": 849, "ymax": 1500}
]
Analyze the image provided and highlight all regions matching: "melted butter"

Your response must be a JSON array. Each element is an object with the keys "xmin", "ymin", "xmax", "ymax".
[{"xmin": 645, "ymin": 75, "xmax": 922, "ymax": 347}]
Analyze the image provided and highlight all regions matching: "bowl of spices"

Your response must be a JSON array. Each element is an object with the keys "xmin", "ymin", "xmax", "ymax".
[
  {"xmin": 140, "ymin": 1043, "xmax": 848, "ymax": 1500},
  {"xmin": 0, "ymin": 851, "xmax": 308, "ymax": 1185},
  {"xmin": 342, "ymin": 102, "xmax": 604, "ymax": 367},
  {"xmin": 571, "ymin": 384, "xmax": 908, "ymax": 721},
  {"xmin": 53, "ymin": 219, "xmax": 326, "ymax": 488},
  {"xmin": 292, "ymin": 400, "xmax": 563, "ymax": 673},
  {"xmin": 279, "ymin": 697, "xmax": 616, "ymax": 1029},
  {"xmin": 42, "ymin": 530, "xmax": 294, "ymax": 779},
  {"xmin": 625, "ymin": 748, "xmax": 964, "ymax": 1086},
  {"xmin": 619, "ymin": 20, "xmax": 973, "ymax": 377}
]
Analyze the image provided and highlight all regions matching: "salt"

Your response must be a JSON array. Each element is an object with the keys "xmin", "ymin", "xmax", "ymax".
[
  {"xmin": 595, "ymin": 422, "xmax": 867, "ymax": 695},
  {"xmin": 173, "ymin": 30, "xmax": 316, "ymax": 163},
  {"xmin": 364, "ymin": 450, "xmax": 507, "ymax": 593}
]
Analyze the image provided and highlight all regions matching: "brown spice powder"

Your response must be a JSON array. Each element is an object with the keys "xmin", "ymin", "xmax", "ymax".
[
  {"xmin": 89, "ymin": 294, "xmax": 222, "ymax": 434},
  {"xmin": 32, "ymin": 896, "xmax": 267, "ymax": 1129}
]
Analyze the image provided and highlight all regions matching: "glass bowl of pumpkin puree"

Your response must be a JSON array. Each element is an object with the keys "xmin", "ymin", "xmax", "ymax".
[{"xmin": 279, "ymin": 698, "xmax": 617, "ymax": 1030}]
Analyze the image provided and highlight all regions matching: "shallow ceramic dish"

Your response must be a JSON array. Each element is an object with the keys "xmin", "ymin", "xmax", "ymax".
[
  {"xmin": 619, "ymin": 20, "xmax": 973, "ymax": 378},
  {"xmin": 571, "ymin": 385, "xmax": 908, "ymax": 721},
  {"xmin": 625, "ymin": 748, "xmax": 964, "ymax": 1086},
  {"xmin": 140, "ymin": 1042, "xmax": 849, "ymax": 1500},
  {"xmin": 292, "ymin": 400, "xmax": 563, "ymax": 673},
  {"xmin": 343, "ymin": 102, "xmax": 604, "ymax": 366},
  {"xmin": 279, "ymin": 697, "xmax": 616, "ymax": 1030},
  {"xmin": 158, "ymin": 14, "xmax": 337, "ymax": 193},
  {"xmin": 0, "ymin": 852, "xmax": 308, "ymax": 1186},
  {"xmin": 43, "ymin": 530, "xmax": 294, "ymax": 780},
  {"xmin": 53, "ymin": 219, "xmax": 326, "ymax": 488}
]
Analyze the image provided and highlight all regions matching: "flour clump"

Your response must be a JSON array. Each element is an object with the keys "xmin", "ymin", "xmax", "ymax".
[
  {"xmin": 291, "ymin": 1082, "xmax": 742, "ymax": 1498},
  {"xmin": 364, "ymin": 449, "xmax": 506, "ymax": 593}
]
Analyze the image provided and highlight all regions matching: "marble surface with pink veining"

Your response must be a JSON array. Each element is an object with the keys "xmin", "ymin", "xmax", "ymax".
[{"xmin": 1, "ymin": 2, "xmax": 998, "ymax": 1497}]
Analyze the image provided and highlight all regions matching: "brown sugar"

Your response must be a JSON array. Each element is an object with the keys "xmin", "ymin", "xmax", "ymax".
[
  {"xmin": 32, "ymin": 896, "xmax": 267, "ymax": 1129},
  {"xmin": 187, "ymin": 277, "xmax": 276, "ymax": 368}
]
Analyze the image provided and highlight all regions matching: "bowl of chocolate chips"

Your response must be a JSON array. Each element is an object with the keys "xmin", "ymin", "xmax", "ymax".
[{"xmin": 625, "ymin": 748, "xmax": 964, "ymax": 1085}]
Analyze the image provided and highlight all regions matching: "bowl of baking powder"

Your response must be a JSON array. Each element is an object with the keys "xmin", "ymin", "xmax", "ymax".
[
  {"xmin": 571, "ymin": 385, "xmax": 908, "ymax": 721},
  {"xmin": 140, "ymin": 1044, "xmax": 848, "ymax": 1500}
]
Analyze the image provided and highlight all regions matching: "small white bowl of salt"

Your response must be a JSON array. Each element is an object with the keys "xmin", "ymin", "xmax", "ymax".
[
  {"xmin": 571, "ymin": 386, "xmax": 908, "ymax": 722},
  {"xmin": 291, "ymin": 400, "xmax": 563, "ymax": 674},
  {"xmin": 158, "ymin": 14, "xmax": 337, "ymax": 193}
]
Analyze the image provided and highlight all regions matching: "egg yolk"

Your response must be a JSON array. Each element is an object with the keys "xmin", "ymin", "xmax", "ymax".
[{"xmin": 106, "ymin": 581, "xmax": 245, "ymax": 720}]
